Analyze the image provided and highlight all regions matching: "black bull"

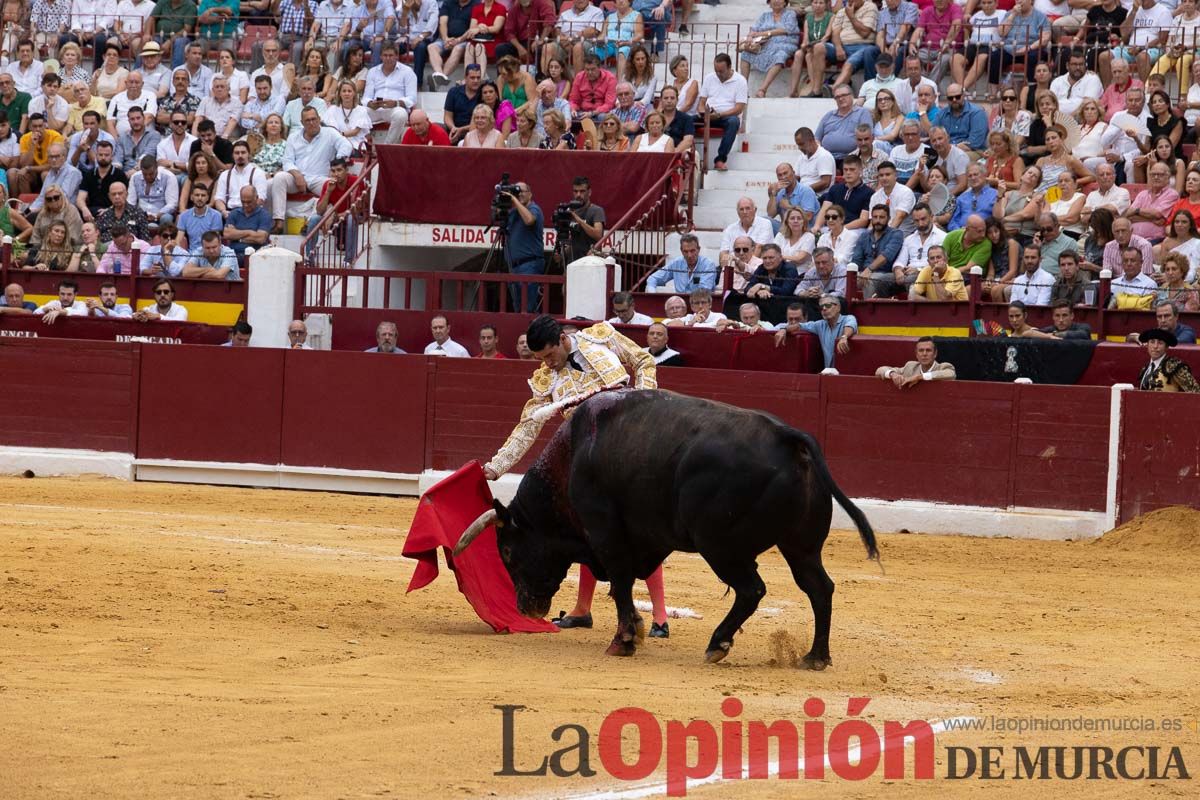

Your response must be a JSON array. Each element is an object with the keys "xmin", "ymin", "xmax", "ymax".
[{"xmin": 454, "ymin": 389, "xmax": 879, "ymax": 667}]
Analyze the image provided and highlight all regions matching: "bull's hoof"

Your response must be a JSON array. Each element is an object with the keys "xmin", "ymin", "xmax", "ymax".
[
  {"xmin": 705, "ymin": 642, "xmax": 731, "ymax": 664},
  {"xmin": 606, "ymin": 638, "xmax": 637, "ymax": 657},
  {"xmin": 799, "ymin": 654, "xmax": 832, "ymax": 671}
]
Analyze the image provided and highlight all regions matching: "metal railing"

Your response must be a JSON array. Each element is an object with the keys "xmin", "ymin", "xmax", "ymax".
[
  {"xmin": 293, "ymin": 267, "xmax": 565, "ymax": 318},
  {"xmin": 594, "ymin": 150, "xmax": 695, "ymax": 292}
]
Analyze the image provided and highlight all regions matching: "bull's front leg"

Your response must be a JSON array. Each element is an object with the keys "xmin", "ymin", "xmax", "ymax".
[{"xmin": 605, "ymin": 572, "xmax": 643, "ymax": 657}]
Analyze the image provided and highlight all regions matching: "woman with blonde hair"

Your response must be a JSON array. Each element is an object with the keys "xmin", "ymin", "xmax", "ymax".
[
  {"xmin": 1074, "ymin": 98, "xmax": 1119, "ymax": 175},
  {"xmin": 322, "ymin": 80, "xmax": 372, "ymax": 147},
  {"xmin": 773, "ymin": 206, "xmax": 815, "ymax": 268},
  {"xmin": 56, "ymin": 42, "xmax": 91, "ymax": 87},
  {"xmin": 460, "ymin": 103, "xmax": 505, "ymax": 148},
  {"xmin": 253, "ymin": 114, "xmax": 287, "ymax": 175},
  {"xmin": 506, "ymin": 106, "xmax": 543, "ymax": 149},
  {"xmin": 985, "ymin": 130, "xmax": 1021, "ymax": 192},
  {"xmin": 996, "ymin": 164, "xmax": 1043, "ymax": 244},
  {"xmin": 632, "ymin": 111, "xmax": 675, "ymax": 153},
  {"xmin": 991, "ymin": 87, "xmax": 1032, "ymax": 152},
  {"xmin": 25, "ymin": 221, "xmax": 74, "ymax": 271},
  {"xmin": 593, "ymin": 113, "xmax": 629, "ymax": 152},
  {"xmin": 1157, "ymin": 252, "xmax": 1200, "ymax": 311}
]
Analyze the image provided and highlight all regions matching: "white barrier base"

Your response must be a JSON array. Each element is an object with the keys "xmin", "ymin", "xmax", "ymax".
[
  {"xmin": 0, "ymin": 446, "xmax": 134, "ymax": 480},
  {"xmin": 135, "ymin": 459, "xmax": 420, "ymax": 495},
  {"xmin": 0, "ymin": 453, "xmax": 1107, "ymax": 540}
]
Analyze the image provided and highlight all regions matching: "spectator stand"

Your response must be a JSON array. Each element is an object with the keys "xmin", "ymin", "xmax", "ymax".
[{"xmin": 0, "ymin": 240, "xmax": 246, "ymax": 327}]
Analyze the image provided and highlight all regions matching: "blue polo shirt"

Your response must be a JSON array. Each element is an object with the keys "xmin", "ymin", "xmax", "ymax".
[
  {"xmin": 178, "ymin": 206, "xmax": 224, "ymax": 252},
  {"xmin": 226, "ymin": 205, "xmax": 273, "ymax": 257},
  {"xmin": 774, "ymin": 183, "xmax": 820, "ymax": 222},
  {"xmin": 441, "ymin": 0, "xmax": 480, "ymax": 40},
  {"xmin": 800, "ymin": 314, "xmax": 858, "ymax": 368},
  {"xmin": 947, "ymin": 185, "xmax": 998, "ymax": 231}
]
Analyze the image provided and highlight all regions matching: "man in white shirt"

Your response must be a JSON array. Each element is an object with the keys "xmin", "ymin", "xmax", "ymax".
[
  {"xmin": 870, "ymin": 161, "xmax": 917, "ymax": 235},
  {"xmin": 424, "ymin": 315, "xmax": 471, "ymax": 356},
  {"xmin": 1007, "ymin": 244, "xmax": 1054, "ymax": 305},
  {"xmin": 1049, "ymin": 49, "xmax": 1103, "ymax": 116},
  {"xmin": 674, "ymin": 288, "xmax": 727, "ymax": 327},
  {"xmin": 4, "ymin": 40, "xmax": 45, "ymax": 98},
  {"xmin": 363, "ymin": 43, "xmax": 417, "ymax": 143},
  {"xmin": 250, "ymin": 39, "xmax": 292, "ymax": 101},
  {"xmin": 1100, "ymin": 0, "xmax": 1173, "ymax": 82},
  {"xmin": 114, "ymin": 0, "xmax": 155, "ymax": 56},
  {"xmin": 269, "ymin": 106, "xmax": 354, "ymax": 232},
  {"xmin": 1109, "ymin": 86, "xmax": 1150, "ymax": 184},
  {"xmin": 156, "ymin": 110, "xmax": 196, "ymax": 177},
  {"xmin": 544, "ymin": 0, "xmax": 605, "ymax": 75},
  {"xmin": 608, "ymin": 292, "xmax": 654, "ymax": 326},
  {"xmin": 62, "ymin": 0, "xmax": 118, "ymax": 71},
  {"xmin": 893, "ymin": 55, "xmax": 938, "ymax": 115},
  {"xmin": 129, "ymin": 154, "xmax": 180, "ymax": 225},
  {"xmin": 1081, "ymin": 163, "xmax": 1131, "ymax": 227},
  {"xmin": 697, "ymin": 53, "xmax": 748, "ymax": 171},
  {"xmin": 133, "ymin": 279, "xmax": 189, "ymax": 321},
  {"xmin": 314, "ymin": 0, "xmax": 360, "ymax": 58},
  {"xmin": 719, "ymin": 197, "xmax": 775, "ymax": 268},
  {"xmin": 793, "ymin": 127, "xmax": 836, "ymax": 193},
  {"xmin": 30, "ymin": 74, "xmax": 70, "ymax": 133},
  {"xmin": 107, "ymin": 72, "xmax": 159, "ymax": 138},
  {"xmin": 213, "ymin": 141, "xmax": 269, "ymax": 214},
  {"xmin": 891, "ymin": 203, "xmax": 946, "ymax": 296},
  {"xmin": 87, "ymin": 282, "xmax": 135, "ymax": 318},
  {"xmin": 36, "ymin": 279, "xmax": 90, "ymax": 323}
]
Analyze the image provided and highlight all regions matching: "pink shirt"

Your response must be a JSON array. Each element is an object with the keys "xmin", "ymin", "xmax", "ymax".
[
  {"xmin": 1100, "ymin": 78, "xmax": 1143, "ymax": 122},
  {"xmin": 916, "ymin": 3, "xmax": 963, "ymax": 49},
  {"xmin": 96, "ymin": 239, "xmax": 151, "ymax": 274},
  {"xmin": 569, "ymin": 69, "xmax": 616, "ymax": 115},
  {"xmin": 1102, "ymin": 235, "xmax": 1154, "ymax": 276},
  {"xmin": 1130, "ymin": 187, "xmax": 1181, "ymax": 241}
]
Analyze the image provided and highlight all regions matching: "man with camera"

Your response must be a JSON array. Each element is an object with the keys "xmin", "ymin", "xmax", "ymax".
[
  {"xmin": 559, "ymin": 176, "xmax": 605, "ymax": 264},
  {"xmin": 502, "ymin": 181, "xmax": 547, "ymax": 313}
]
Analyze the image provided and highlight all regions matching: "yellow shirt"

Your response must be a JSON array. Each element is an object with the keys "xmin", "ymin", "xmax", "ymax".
[
  {"xmin": 912, "ymin": 265, "xmax": 967, "ymax": 300},
  {"xmin": 18, "ymin": 129, "xmax": 65, "ymax": 166},
  {"xmin": 66, "ymin": 97, "xmax": 109, "ymax": 134}
]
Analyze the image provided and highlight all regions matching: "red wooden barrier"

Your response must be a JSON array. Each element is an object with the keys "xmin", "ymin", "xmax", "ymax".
[
  {"xmin": 0, "ymin": 338, "xmax": 139, "ymax": 452},
  {"xmin": 280, "ymin": 351, "xmax": 428, "ymax": 473},
  {"xmin": 612, "ymin": 323, "xmax": 822, "ymax": 374},
  {"xmin": 328, "ymin": 308, "xmax": 540, "ymax": 356},
  {"xmin": 137, "ymin": 344, "xmax": 285, "ymax": 464},
  {"xmin": 1118, "ymin": 391, "xmax": 1200, "ymax": 523},
  {"xmin": 0, "ymin": 314, "xmax": 230, "ymax": 344},
  {"xmin": 1009, "ymin": 383, "xmax": 1110, "ymax": 512}
]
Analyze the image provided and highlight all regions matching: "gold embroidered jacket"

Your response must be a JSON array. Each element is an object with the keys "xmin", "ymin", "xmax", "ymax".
[
  {"xmin": 1138, "ymin": 356, "xmax": 1200, "ymax": 393},
  {"xmin": 486, "ymin": 322, "xmax": 657, "ymax": 476}
]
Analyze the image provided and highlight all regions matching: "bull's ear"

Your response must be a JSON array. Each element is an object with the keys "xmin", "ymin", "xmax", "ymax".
[{"xmin": 492, "ymin": 498, "xmax": 511, "ymax": 528}]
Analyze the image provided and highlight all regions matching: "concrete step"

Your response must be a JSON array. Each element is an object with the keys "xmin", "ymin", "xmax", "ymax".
[
  {"xmin": 696, "ymin": 188, "xmax": 771, "ymax": 208},
  {"xmin": 691, "ymin": 5, "xmax": 767, "ymax": 24},
  {"xmin": 693, "ymin": 205, "xmax": 739, "ymax": 230},
  {"xmin": 701, "ymin": 169, "xmax": 775, "ymax": 192},
  {"xmin": 742, "ymin": 134, "xmax": 801, "ymax": 156}
]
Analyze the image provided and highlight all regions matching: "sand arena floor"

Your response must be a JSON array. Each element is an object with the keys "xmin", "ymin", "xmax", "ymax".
[{"xmin": 1, "ymin": 477, "xmax": 1197, "ymax": 799}]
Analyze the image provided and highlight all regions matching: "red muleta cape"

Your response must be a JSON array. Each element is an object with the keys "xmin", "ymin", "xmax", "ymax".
[{"xmin": 402, "ymin": 461, "xmax": 559, "ymax": 634}]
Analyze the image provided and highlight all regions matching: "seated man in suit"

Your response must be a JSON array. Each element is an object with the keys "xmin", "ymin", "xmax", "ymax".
[{"xmin": 874, "ymin": 336, "xmax": 956, "ymax": 388}]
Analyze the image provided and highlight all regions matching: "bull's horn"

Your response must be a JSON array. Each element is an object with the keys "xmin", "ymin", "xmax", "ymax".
[{"xmin": 452, "ymin": 509, "xmax": 498, "ymax": 556}]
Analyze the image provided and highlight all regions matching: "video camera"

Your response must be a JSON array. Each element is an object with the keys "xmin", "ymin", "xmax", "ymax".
[
  {"xmin": 491, "ymin": 173, "xmax": 521, "ymax": 223},
  {"xmin": 553, "ymin": 200, "xmax": 585, "ymax": 233}
]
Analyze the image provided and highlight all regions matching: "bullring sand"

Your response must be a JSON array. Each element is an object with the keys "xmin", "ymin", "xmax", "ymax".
[{"xmin": 1, "ymin": 477, "xmax": 1197, "ymax": 798}]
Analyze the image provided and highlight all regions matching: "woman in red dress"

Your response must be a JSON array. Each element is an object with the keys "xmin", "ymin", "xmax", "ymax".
[{"xmin": 464, "ymin": 0, "xmax": 508, "ymax": 77}]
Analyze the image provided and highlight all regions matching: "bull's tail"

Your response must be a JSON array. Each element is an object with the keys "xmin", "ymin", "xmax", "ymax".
[{"xmin": 791, "ymin": 430, "xmax": 880, "ymax": 563}]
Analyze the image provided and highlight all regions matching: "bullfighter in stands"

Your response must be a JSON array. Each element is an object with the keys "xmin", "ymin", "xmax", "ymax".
[
  {"xmin": 1136, "ymin": 329, "xmax": 1200, "ymax": 394},
  {"xmin": 483, "ymin": 316, "xmax": 672, "ymax": 637}
]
